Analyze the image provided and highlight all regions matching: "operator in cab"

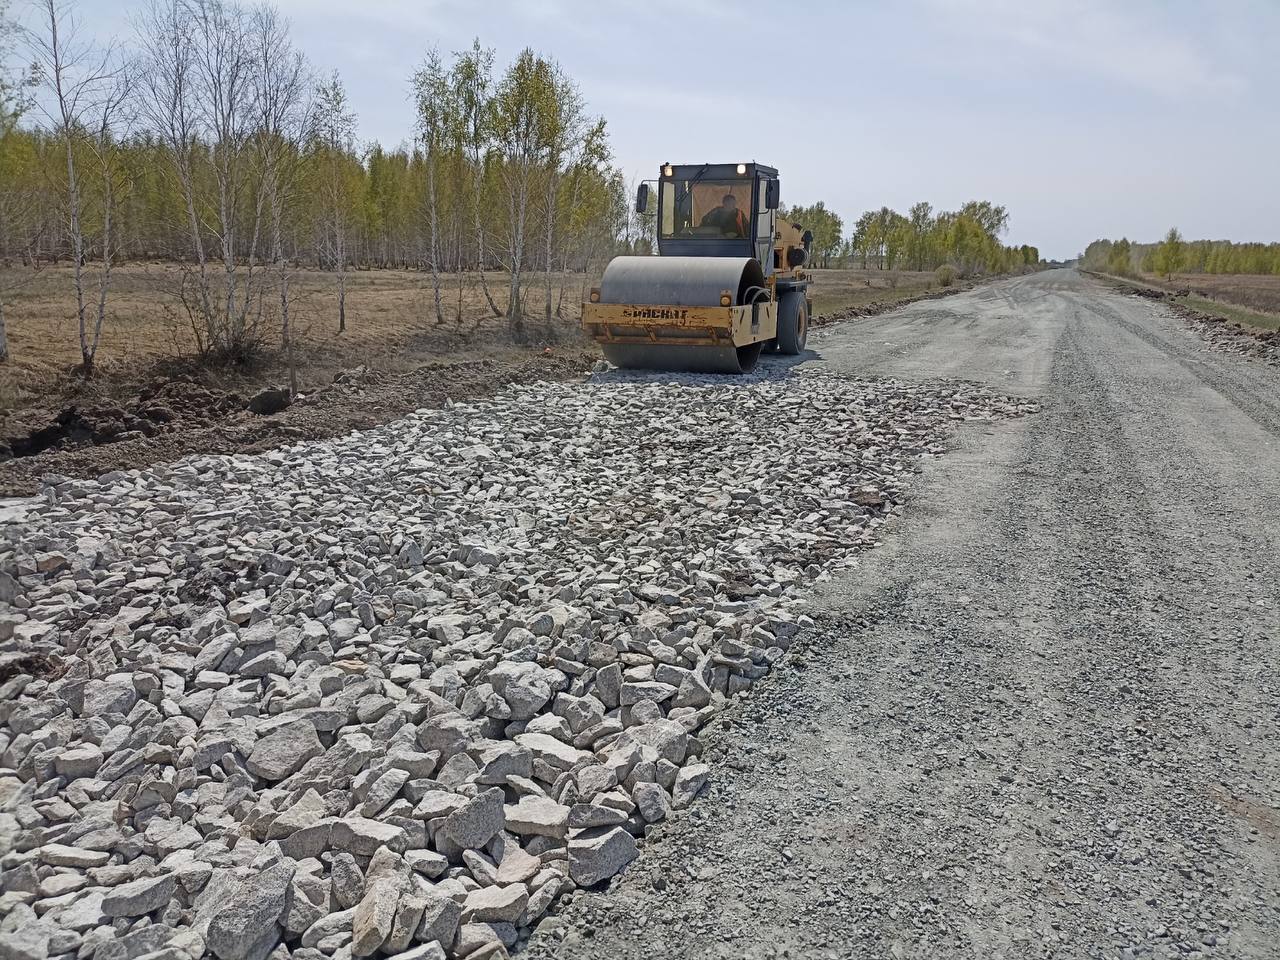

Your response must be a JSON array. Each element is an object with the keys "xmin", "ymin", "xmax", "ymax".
[{"xmin": 700, "ymin": 193, "xmax": 749, "ymax": 237}]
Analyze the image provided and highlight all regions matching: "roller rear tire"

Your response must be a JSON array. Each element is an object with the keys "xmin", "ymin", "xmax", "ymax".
[{"xmin": 777, "ymin": 292, "xmax": 808, "ymax": 355}]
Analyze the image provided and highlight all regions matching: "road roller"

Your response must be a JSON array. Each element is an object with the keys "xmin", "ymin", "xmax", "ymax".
[{"xmin": 583, "ymin": 161, "xmax": 813, "ymax": 374}]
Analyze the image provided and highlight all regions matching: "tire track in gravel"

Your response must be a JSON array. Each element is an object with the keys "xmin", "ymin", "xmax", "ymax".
[{"xmin": 1067, "ymin": 284, "xmax": 1280, "ymax": 438}]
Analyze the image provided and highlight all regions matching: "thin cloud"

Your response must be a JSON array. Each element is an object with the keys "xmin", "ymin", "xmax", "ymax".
[{"xmin": 923, "ymin": 0, "xmax": 1248, "ymax": 99}]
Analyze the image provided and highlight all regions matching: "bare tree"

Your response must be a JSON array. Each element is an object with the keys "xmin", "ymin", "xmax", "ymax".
[
  {"xmin": 491, "ymin": 48, "xmax": 559, "ymax": 338},
  {"xmin": 451, "ymin": 39, "xmax": 501, "ymax": 318},
  {"xmin": 82, "ymin": 69, "xmax": 132, "ymax": 376},
  {"xmin": 411, "ymin": 48, "xmax": 449, "ymax": 325},
  {"xmin": 313, "ymin": 69, "xmax": 356, "ymax": 332},
  {"xmin": 134, "ymin": 0, "xmax": 216, "ymax": 349},
  {"xmin": 192, "ymin": 0, "xmax": 262, "ymax": 356},
  {"xmin": 249, "ymin": 3, "xmax": 310, "ymax": 391},
  {"xmin": 136, "ymin": 0, "xmax": 295, "ymax": 362},
  {"xmin": 28, "ymin": 0, "xmax": 126, "ymax": 377}
]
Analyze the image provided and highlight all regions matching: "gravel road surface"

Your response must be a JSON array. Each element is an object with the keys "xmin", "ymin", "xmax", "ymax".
[{"xmin": 525, "ymin": 269, "xmax": 1280, "ymax": 960}]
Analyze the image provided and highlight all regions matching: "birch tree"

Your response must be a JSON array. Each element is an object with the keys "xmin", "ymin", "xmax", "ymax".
[
  {"xmin": 29, "ymin": 0, "xmax": 126, "ymax": 376},
  {"xmin": 555, "ymin": 117, "xmax": 608, "ymax": 316},
  {"xmin": 193, "ymin": 0, "xmax": 261, "ymax": 357},
  {"xmin": 536, "ymin": 61, "xmax": 583, "ymax": 330},
  {"xmin": 135, "ymin": 0, "xmax": 216, "ymax": 349},
  {"xmin": 135, "ymin": 0, "xmax": 287, "ymax": 360},
  {"xmin": 451, "ymin": 38, "xmax": 501, "ymax": 316},
  {"xmin": 490, "ymin": 48, "xmax": 558, "ymax": 338},
  {"xmin": 312, "ymin": 69, "xmax": 357, "ymax": 331},
  {"xmin": 411, "ymin": 49, "xmax": 450, "ymax": 324},
  {"xmin": 249, "ymin": 3, "xmax": 309, "ymax": 389},
  {"xmin": 851, "ymin": 210, "xmax": 875, "ymax": 269},
  {"xmin": 1153, "ymin": 227, "xmax": 1185, "ymax": 279},
  {"xmin": 908, "ymin": 201, "xmax": 933, "ymax": 271},
  {"xmin": 81, "ymin": 70, "xmax": 131, "ymax": 376}
]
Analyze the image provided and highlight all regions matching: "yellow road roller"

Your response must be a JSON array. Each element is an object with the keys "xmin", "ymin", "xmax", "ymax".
[{"xmin": 583, "ymin": 162, "xmax": 813, "ymax": 374}]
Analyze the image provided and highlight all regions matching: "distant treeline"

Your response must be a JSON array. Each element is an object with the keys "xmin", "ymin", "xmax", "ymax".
[
  {"xmin": 0, "ymin": 127, "xmax": 623, "ymax": 273},
  {"xmin": 787, "ymin": 199, "xmax": 1040, "ymax": 275},
  {"xmin": 1083, "ymin": 231, "xmax": 1280, "ymax": 278}
]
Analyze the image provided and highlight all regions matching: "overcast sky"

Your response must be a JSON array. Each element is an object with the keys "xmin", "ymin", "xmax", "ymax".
[{"xmin": 17, "ymin": 0, "xmax": 1280, "ymax": 260}]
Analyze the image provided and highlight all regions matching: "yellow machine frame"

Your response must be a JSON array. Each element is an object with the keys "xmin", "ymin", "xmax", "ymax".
[{"xmin": 581, "ymin": 300, "xmax": 778, "ymax": 348}]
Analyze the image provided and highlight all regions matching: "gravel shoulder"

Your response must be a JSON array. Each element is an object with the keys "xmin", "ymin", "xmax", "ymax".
[{"xmin": 525, "ymin": 269, "xmax": 1280, "ymax": 959}]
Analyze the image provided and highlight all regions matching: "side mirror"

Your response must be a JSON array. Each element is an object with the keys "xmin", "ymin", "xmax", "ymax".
[
  {"xmin": 764, "ymin": 180, "xmax": 780, "ymax": 210},
  {"xmin": 635, "ymin": 183, "xmax": 650, "ymax": 214}
]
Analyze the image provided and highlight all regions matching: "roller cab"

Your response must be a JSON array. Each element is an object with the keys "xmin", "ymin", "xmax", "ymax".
[{"xmin": 583, "ymin": 161, "xmax": 812, "ymax": 374}]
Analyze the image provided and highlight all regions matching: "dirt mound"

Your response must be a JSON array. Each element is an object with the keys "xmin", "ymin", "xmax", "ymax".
[
  {"xmin": 1167, "ymin": 301, "xmax": 1280, "ymax": 364},
  {"xmin": 0, "ymin": 349, "xmax": 597, "ymax": 496},
  {"xmin": 2, "ymin": 379, "xmax": 249, "ymax": 460},
  {"xmin": 1127, "ymin": 284, "xmax": 1167, "ymax": 299}
]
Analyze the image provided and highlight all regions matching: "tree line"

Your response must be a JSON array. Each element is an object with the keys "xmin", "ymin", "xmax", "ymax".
[
  {"xmin": 0, "ymin": 0, "xmax": 624, "ymax": 373},
  {"xmin": 1083, "ymin": 230, "xmax": 1280, "ymax": 279},
  {"xmin": 843, "ymin": 201, "xmax": 1039, "ymax": 275},
  {"xmin": 766, "ymin": 199, "xmax": 1038, "ymax": 275}
]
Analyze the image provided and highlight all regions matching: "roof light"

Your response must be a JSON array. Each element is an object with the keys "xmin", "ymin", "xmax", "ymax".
[
  {"xmin": 662, "ymin": 164, "xmax": 673, "ymax": 177},
  {"xmin": 736, "ymin": 163, "xmax": 747, "ymax": 175}
]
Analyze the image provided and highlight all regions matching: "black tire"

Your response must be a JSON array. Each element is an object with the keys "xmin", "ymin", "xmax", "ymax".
[{"xmin": 777, "ymin": 291, "xmax": 808, "ymax": 355}]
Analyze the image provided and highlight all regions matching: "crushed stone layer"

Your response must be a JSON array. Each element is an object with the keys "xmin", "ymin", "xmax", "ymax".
[{"xmin": 0, "ymin": 366, "xmax": 1033, "ymax": 960}]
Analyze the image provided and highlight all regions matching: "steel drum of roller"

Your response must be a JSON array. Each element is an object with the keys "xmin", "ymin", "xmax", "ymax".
[
  {"xmin": 596, "ymin": 256, "xmax": 769, "ymax": 374},
  {"xmin": 600, "ymin": 341, "xmax": 764, "ymax": 374}
]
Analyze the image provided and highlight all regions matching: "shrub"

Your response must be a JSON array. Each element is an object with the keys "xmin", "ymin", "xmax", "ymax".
[{"xmin": 935, "ymin": 264, "xmax": 957, "ymax": 287}]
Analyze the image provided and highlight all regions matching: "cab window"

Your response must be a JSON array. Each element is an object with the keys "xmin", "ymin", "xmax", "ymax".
[{"xmin": 659, "ymin": 179, "xmax": 752, "ymax": 239}]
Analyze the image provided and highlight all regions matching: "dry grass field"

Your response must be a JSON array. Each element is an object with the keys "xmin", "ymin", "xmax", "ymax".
[
  {"xmin": 0, "ymin": 264, "xmax": 590, "ymax": 391},
  {"xmin": 806, "ymin": 266, "xmax": 942, "ymax": 316},
  {"xmin": 1139, "ymin": 272, "xmax": 1280, "ymax": 332},
  {"xmin": 0, "ymin": 263, "xmax": 948, "ymax": 410}
]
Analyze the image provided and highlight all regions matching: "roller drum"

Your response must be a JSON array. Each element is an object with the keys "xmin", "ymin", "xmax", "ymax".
[
  {"xmin": 596, "ymin": 256, "xmax": 768, "ymax": 373},
  {"xmin": 597, "ymin": 256, "xmax": 767, "ymax": 307},
  {"xmin": 601, "ymin": 342, "xmax": 764, "ymax": 374}
]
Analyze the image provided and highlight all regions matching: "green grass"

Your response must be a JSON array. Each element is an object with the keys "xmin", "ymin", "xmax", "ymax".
[{"xmin": 1181, "ymin": 295, "xmax": 1280, "ymax": 333}]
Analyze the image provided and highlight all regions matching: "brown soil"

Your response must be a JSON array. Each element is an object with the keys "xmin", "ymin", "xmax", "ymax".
[{"xmin": 0, "ymin": 347, "xmax": 597, "ymax": 497}]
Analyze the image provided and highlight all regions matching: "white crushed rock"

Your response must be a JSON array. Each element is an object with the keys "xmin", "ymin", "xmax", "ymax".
[{"xmin": 0, "ymin": 370, "xmax": 1034, "ymax": 959}]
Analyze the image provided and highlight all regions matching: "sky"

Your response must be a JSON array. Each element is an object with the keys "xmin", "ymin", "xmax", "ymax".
[{"xmin": 12, "ymin": 0, "xmax": 1280, "ymax": 260}]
